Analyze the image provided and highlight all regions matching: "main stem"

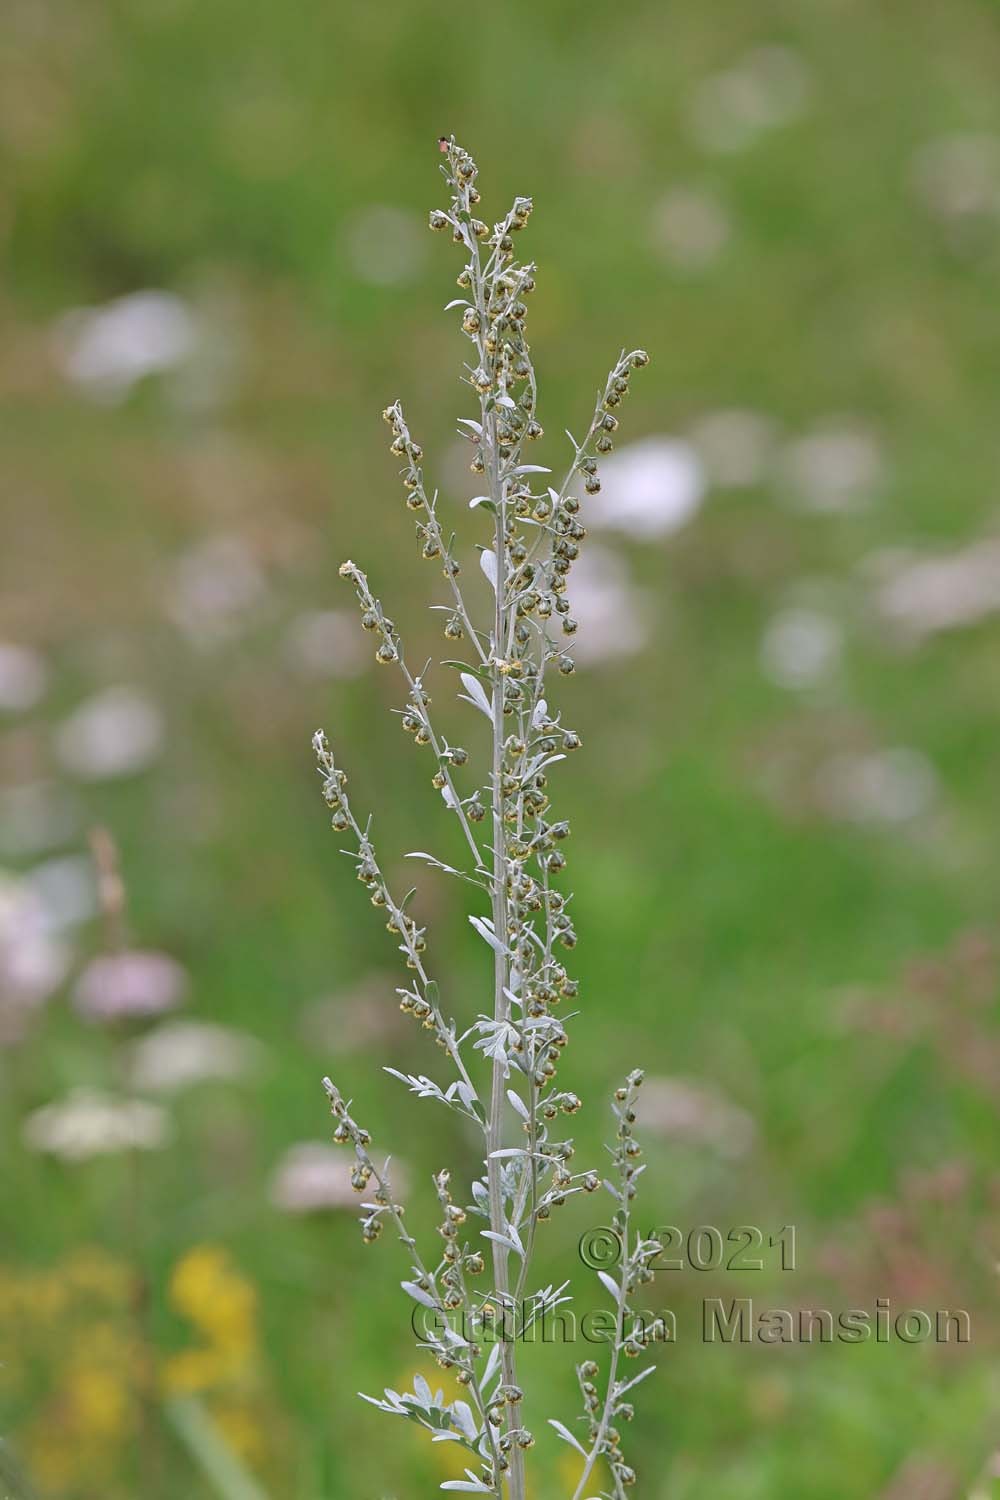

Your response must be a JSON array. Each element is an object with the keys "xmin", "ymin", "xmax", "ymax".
[{"xmin": 485, "ymin": 434, "xmax": 525, "ymax": 1500}]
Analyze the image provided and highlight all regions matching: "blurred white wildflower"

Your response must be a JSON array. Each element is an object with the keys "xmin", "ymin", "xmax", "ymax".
[
  {"xmin": 55, "ymin": 686, "xmax": 165, "ymax": 780},
  {"xmin": 760, "ymin": 607, "xmax": 842, "ymax": 689},
  {"xmin": 0, "ymin": 872, "xmax": 70, "ymax": 1040},
  {"xmin": 650, "ymin": 186, "xmax": 731, "ymax": 270},
  {"xmin": 299, "ymin": 974, "xmax": 404, "ymax": 1053},
  {"xmin": 817, "ymin": 747, "xmax": 937, "ymax": 824},
  {"xmin": 23, "ymin": 1089, "xmax": 171, "ymax": 1160},
  {"xmin": 163, "ymin": 534, "xmax": 269, "ymax": 649},
  {"xmin": 27, "ymin": 855, "xmax": 97, "ymax": 931},
  {"xmin": 873, "ymin": 539, "xmax": 1000, "ymax": 641},
  {"xmin": 687, "ymin": 45, "xmax": 812, "ymax": 154},
  {"xmin": 285, "ymin": 609, "xmax": 367, "ymax": 679},
  {"xmin": 0, "ymin": 643, "xmax": 48, "ymax": 712},
  {"xmin": 52, "ymin": 291, "xmax": 199, "ymax": 403},
  {"xmin": 881, "ymin": 1456, "xmax": 957, "ymax": 1500},
  {"xmin": 0, "ymin": 781, "xmax": 80, "ymax": 858},
  {"xmin": 586, "ymin": 437, "xmax": 705, "ymax": 539},
  {"xmin": 640, "ymin": 1076, "xmax": 755, "ymax": 1159},
  {"xmin": 127, "ymin": 1020, "xmax": 262, "ymax": 1092},
  {"xmin": 72, "ymin": 950, "xmax": 188, "ymax": 1023},
  {"xmin": 344, "ymin": 204, "xmax": 426, "ymax": 286},
  {"xmin": 689, "ymin": 408, "xmax": 778, "ymax": 489},
  {"xmin": 567, "ymin": 545, "xmax": 650, "ymax": 664},
  {"xmin": 909, "ymin": 134, "xmax": 1000, "ymax": 224},
  {"xmin": 779, "ymin": 421, "xmax": 884, "ymax": 513},
  {"xmin": 271, "ymin": 1141, "xmax": 406, "ymax": 1214}
]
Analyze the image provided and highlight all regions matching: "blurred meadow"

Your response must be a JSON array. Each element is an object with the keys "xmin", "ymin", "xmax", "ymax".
[{"xmin": 2, "ymin": 1, "xmax": 1000, "ymax": 1496}]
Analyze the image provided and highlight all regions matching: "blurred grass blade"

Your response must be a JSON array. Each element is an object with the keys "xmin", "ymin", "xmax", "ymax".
[
  {"xmin": 0, "ymin": 1439, "xmax": 38, "ymax": 1500},
  {"xmin": 165, "ymin": 1395, "xmax": 271, "ymax": 1500}
]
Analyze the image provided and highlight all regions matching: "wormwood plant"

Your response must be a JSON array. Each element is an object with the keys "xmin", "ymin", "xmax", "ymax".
[{"xmin": 315, "ymin": 138, "xmax": 664, "ymax": 1499}]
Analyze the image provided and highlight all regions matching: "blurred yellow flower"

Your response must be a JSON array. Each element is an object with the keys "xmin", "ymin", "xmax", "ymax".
[
  {"xmin": 167, "ymin": 1244, "xmax": 257, "ymax": 1359},
  {"xmin": 0, "ymin": 1242, "xmax": 280, "ymax": 1498}
]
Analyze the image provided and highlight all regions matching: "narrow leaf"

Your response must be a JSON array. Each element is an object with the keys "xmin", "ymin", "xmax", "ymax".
[
  {"xmin": 401, "ymin": 1281, "xmax": 438, "ymax": 1310},
  {"xmin": 481, "ymin": 1230, "xmax": 519, "ymax": 1253},
  {"xmin": 468, "ymin": 915, "xmax": 505, "ymax": 954},
  {"xmin": 506, "ymin": 1090, "xmax": 530, "ymax": 1121},
  {"xmin": 459, "ymin": 672, "xmax": 492, "ymax": 719},
  {"xmin": 548, "ymin": 1420, "xmax": 587, "ymax": 1457},
  {"xmin": 479, "ymin": 549, "xmax": 498, "ymax": 592}
]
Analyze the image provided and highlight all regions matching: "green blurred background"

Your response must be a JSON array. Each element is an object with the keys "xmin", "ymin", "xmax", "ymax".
[{"xmin": 2, "ymin": 1, "xmax": 1000, "ymax": 1496}]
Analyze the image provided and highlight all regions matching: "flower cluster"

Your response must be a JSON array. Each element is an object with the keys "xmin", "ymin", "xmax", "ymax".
[{"xmin": 314, "ymin": 138, "xmax": 656, "ymax": 1499}]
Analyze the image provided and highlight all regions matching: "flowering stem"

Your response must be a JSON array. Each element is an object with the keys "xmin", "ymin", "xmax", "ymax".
[{"xmin": 313, "ymin": 137, "xmax": 655, "ymax": 1500}]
